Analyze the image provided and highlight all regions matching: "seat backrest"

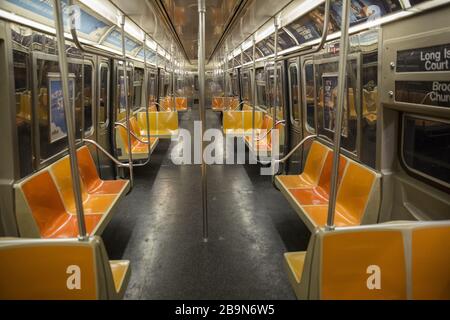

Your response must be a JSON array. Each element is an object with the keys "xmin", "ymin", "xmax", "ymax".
[
  {"xmin": 77, "ymin": 146, "xmax": 101, "ymax": 192},
  {"xmin": 129, "ymin": 116, "xmax": 141, "ymax": 136},
  {"xmin": 0, "ymin": 237, "xmax": 118, "ymax": 300},
  {"xmin": 19, "ymin": 170, "xmax": 67, "ymax": 237},
  {"xmin": 243, "ymin": 111, "xmax": 263, "ymax": 130},
  {"xmin": 411, "ymin": 225, "xmax": 450, "ymax": 299},
  {"xmin": 335, "ymin": 161, "xmax": 377, "ymax": 224},
  {"xmin": 317, "ymin": 228, "xmax": 407, "ymax": 299},
  {"xmin": 223, "ymin": 110, "xmax": 243, "ymax": 131},
  {"xmin": 302, "ymin": 221, "xmax": 450, "ymax": 300},
  {"xmin": 50, "ymin": 157, "xmax": 88, "ymax": 213},
  {"xmin": 302, "ymin": 141, "xmax": 329, "ymax": 186},
  {"xmin": 316, "ymin": 150, "xmax": 347, "ymax": 195}
]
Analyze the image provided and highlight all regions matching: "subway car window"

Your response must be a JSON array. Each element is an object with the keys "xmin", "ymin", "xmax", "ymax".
[
  {"xmin": 13, "ymin": 49, "xmax": 33, "ymax": 178},
  {"xmin": 35, "ymin": 58, "xmax": 83, "ymax": 164},
  {"xmin": 133, "ymin": 67, "xmax": 144, "ymax": 110},
  {"xmin": 303, "ymin": 62, "xmax": 315, "ymax": 133},
  {"xmin": 83, "ymin": 63, "xmax": 93, "ymax": 135},
  {"xmin": 315, "ymin": 58, "xmax": 358, "ymax": 153},
  {"xmin": 241, "ymin": 71, "xmax": 251, "ymax": 104},
  {"xmin": 402, "ymin": 115, "xmax": 450, "ymax": 187},
  {"xmin": 147, "ymin": 72, "xmax": 157, "ymax": 107},
  {"xmin": 98, "ymin": 64, "xmax": 109, "ymax": 127},
  {"xmin": 288, "ymin": 64, "xmax": 300, "ymax": 124},
  {"xmin": 256, "ymin": 68, "xmax": 267, "ymax": 108}
]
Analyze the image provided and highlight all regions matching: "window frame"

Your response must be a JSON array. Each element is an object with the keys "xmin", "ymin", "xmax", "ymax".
[
  {"xmin": 98, "ymin": 61, "xmax": 110, "ymax": 129},
  {"xmin": 83, "ymin": 59, "xmax": 95, "ymax": 137},
  {"xmin": 288, "ymin": 62, "xmax": 301, "ymax": 127},
  {"xmin": 401, "ymin": 113, "xmax": 450, "ymax": 190},
  {"xmin": 302, "ymin": 59, "xmax": 316, "ymax": 134}
]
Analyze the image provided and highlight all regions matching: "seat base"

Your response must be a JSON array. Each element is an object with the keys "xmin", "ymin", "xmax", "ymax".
[
  {"xmin": 109, "ymin": 260, "xmax": 131, "ymax": 299},
  {"xmin": 284, "ymin": 252, "xmax": 306, "ymax": 300}
]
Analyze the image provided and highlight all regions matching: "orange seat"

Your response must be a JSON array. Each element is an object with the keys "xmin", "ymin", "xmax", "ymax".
[
  {"xmin": 212, "ymin": 97, "xmax": 224, "ymax": 111},
  {"xmin": 20, "ymin": 171, "xmax": 102, "ymax": 238},
  {"xmin": 77, "ymin": 146, "xmax": 129, "ymax": 195},
  {"xmin": 276, "ymin": 140, "xmax": 381, "ymax": 231},
  {"xmin": 290, "ymin": 152, "xmax": 347, "ymax": 206},
  {"xmin": 50, "ymin": 158, "xmax": 116, "ymax": 215},
  {"xmin": 276, "ymin": 141, "xmax": 329, "ymax": 189},
  {"xmin": 302, "ymin": 161, "xmax": 378, "ymax": 228},
  {"xmin": 175, "ymin": 97, "xmax": 188, "ymax": 111}
]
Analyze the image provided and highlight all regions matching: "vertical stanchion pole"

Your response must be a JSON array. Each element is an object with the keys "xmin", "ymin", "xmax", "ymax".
[
  {"xmin": 120, "ymin": 15, "xmax": 134, "ymax": 187},
  {"xmin": 52, "ymin": 0, "xmax": 87, "ymax": 240},
  {"xmin": 144, "ymin": 35, "xmax": 151, "ymax": 161},
  {"xmin": 326, "ymin": 0, "xmax": 351, "ymax": 230},
  {"xmin": 198, "ymin": 0, "xmax": 208, "ymax": 241},
  {"xmin": 252, "ymin": 35, "xmax": 256, "ymax": 150},
  {"xmin": 171, "ymin": 43, "xmax": 176, "ymax": 111},
  {"xmin": 273, "ymin": 17, "xmax": 279, "ymax": 123}
]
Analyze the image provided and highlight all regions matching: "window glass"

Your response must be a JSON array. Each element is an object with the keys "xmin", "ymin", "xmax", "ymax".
[
  {"xmin": 98, "ymin": 64, "xmax": 109, "ymax": 126},
  {"xmin": 116, "ymin": 67, "xmax": 132, "ymax": 114},
  {"xmin": 256, "ymin": 68, "xmax": 267, "ymax": 108},
  {"xmin": 403, "ymin": 116, "xmax": 450, "ymax": 186},
  {"xmin": 267, "ymin": 66, "xmax": 284, "ymax": 120},
  {"xmin": 241, "ymin": 72, "xmax": 251, "ymax": 104},
  {"xmin": 13, "ymin": 49, "xmax": 33, "ymax": 177},
  {"xmin": 147, "ymin": 72, "xmax": 157, "ymax": 107},
  {"xmin": 304, "ymin": 62, "xmax": 315, "ymax": 132},
  {"xmin": 83, "ymin": 63, "xmax": 93, "ymax": 134},
  {"xmin": 289, "ymin": 64, "xmax": 300, "ymax": 123},
  {"xmin": 133, "ymin": 67, "xmax": 144, "ymax": 110}
]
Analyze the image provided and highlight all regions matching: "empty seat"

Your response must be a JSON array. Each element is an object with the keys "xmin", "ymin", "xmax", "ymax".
[
  {"xmin": 244, "ymin": 114, "xmax": 285, "ymax": 157},
  {"xmin": 175, "ymin": 97, "xmax": 188, "ymax": 111},
  {"xmin": 275, "ymin": 140, "xmax": 381, "ymax": 231},
  {"xmin": 50, "ymin": 158, "xmax": 117, "ymax": 215},
  {"xmin": 77, "ymin": 146, "xmax": 130, "ymax": 195},
  {"xmin": 0, "ymin": 236, "xmax": 130, "ymax": 299},
  {"xmin": 14, "ymin": 147, "xmax": 129, "ymax": 238},
  {"xmin": 284, "ymin": 221, "xmax": 450, "ymax": 300},
  {"xmin": 276, "ymin": 141, "xmax": 329, "ymax": 189},
  {"xmin": 116, "ymin": 117, "xmax": 159, "ymax": 161},
  {"xmin": 14, "ymin": 170, "xmax": 103, "ymax": 238},
  {"xmin": 223, "ymin": 110, "xmax": 263, "ymax": 136},
  {"xmin": 212, "ymin": 97, "xmax": 224, "ymax": 111},
  {"xmin": 137, "ymin": 110, "xmax": 179, "ymax": 138}
]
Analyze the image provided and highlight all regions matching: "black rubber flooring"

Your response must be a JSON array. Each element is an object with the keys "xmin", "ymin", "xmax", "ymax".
[{"xmin": 102, "ymin": 106, "xmax": 310, "ymax": 299}]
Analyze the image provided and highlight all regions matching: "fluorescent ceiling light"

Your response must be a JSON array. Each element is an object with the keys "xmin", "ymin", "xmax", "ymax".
[{"xmin": 78, "ymin": 0, "xmax": 119, "ymax": 26}]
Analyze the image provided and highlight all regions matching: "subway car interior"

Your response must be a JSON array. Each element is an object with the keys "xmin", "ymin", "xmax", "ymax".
[{"xmin": 0, "ymin": 0, "xmax": 449, "ymax": 301}]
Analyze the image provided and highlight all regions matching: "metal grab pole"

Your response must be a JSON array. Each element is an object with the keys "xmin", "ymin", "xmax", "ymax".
[
  {"xmin": 273, "ymin": 16, "xmax": 279, "ymax": 125},
  {"xmin": 252, "ymin": 35, "xmax": 256, "ymax": 150},
  {"xmin": 142, "ymin": 34, "xmax": 152, "ymax": 166},
  {"xmin": 53, "ymin": 0, "xmax": 87, "ymax": 240},
  {"xmin": 120, "ymin": 16, "xmax": 134, "ymax": 188},
  {"xmin": 326, "ymin": 0, "xmax": 351, "ymax": 230},
  {"xmin": 198, "ymin": 0, "xmax": 208, "ymax": 241},
  {"xmin": 171, "ymin": 44, "xmax": 176, "ymax": 111}
]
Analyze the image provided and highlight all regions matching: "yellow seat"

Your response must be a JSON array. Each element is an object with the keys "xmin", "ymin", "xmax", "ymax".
[
  {"xmin": 137, "ymin": 111, "xmax": 179, "ymax": 139},
  {"xmin": 212, "ymin": 96, "xmax": 224, "ymax": 111},
  {"xmin": 0, "ymin": 237, "xmax": 130, "ymax": 299},
  {"xmin": 175, "ymin": 97, "xmax": 188, "ymax": 111},
  {"xmin": 223, "ymin": 110, "xmax": 262, "ymax": 136},
  {"xmin": 276, "ymin": 141, "xmax": 381, "ymax": 231},
  {"xmin": 276, "ymin": 141, "xmax": 329, "ymax": 189},
  {"xmin": 285, "ymin": 221, "xmax": 450, "ymax": 300}
]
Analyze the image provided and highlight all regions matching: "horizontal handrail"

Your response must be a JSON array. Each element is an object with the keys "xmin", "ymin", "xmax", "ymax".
[
  {"xmin": 255, "ymin": 119, "xmax": 286, "ymax": 142},
  {"xmin": 114, "ymin": 122, "xmax": 150, "ymax": 145},
  {"xmin": 83, "ymin": 139, "xmax": 130, "ymax": 168},
  {"xmin": 275, "ymin": 135, "xmax": 317, "ymax": 164}
]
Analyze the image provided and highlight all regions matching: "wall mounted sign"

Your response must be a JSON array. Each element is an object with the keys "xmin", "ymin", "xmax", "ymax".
[{"xmin": 48, "ymin": 73, "xmax": 75, "ymax": 143}]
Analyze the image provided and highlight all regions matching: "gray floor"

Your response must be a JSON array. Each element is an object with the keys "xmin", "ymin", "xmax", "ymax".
[{"xmin": 102, "ymin": 106, "xmax": 310, "ymax": 299}]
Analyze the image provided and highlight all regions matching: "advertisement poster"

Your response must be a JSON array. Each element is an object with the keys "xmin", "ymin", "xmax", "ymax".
[
  {"xmin": 322, "ymin": 74, "xmax": 349, "ymax": 137},
  {"xmin": 48, "ymin": 73, "xmax": 75, "ymax": 143},
  {"xmin": 330, "ymin": 0, "xmax": 402, "ymax": 26}
]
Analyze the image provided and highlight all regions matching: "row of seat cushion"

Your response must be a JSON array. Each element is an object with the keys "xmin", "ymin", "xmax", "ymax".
[
  {"xmin": 275, "ymin": 140, "xmax": 381, "ymax": 231},
  {"xmin": 159, "ymin": 97, "xmax": 188, "ymax": 111},
  {"xmin": 284, "ymin": 221, "xmax": 450, "ymax": 300},
  {"xmin": 137, "ymin": 110, "xmax": 179, "ymax": 139},
  {"xmin": 212, "ymin": 96, "xmax": 239, "ymax": 111},
  {"xmin": 116, "ymin": 116, "xmax": 159, "ymax": 161},
  {"xmin": 14, "ymin": 146, "xmax": 129, "ymax": 239},
  {"xmin": 222, "ymin": 110, "xmax": 263, "ymax": 136}
]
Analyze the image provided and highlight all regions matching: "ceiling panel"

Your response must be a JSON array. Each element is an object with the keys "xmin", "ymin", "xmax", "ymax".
[{"xmin": 161, "ymin": 0, "xmax": 242, "ymax": 61}]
